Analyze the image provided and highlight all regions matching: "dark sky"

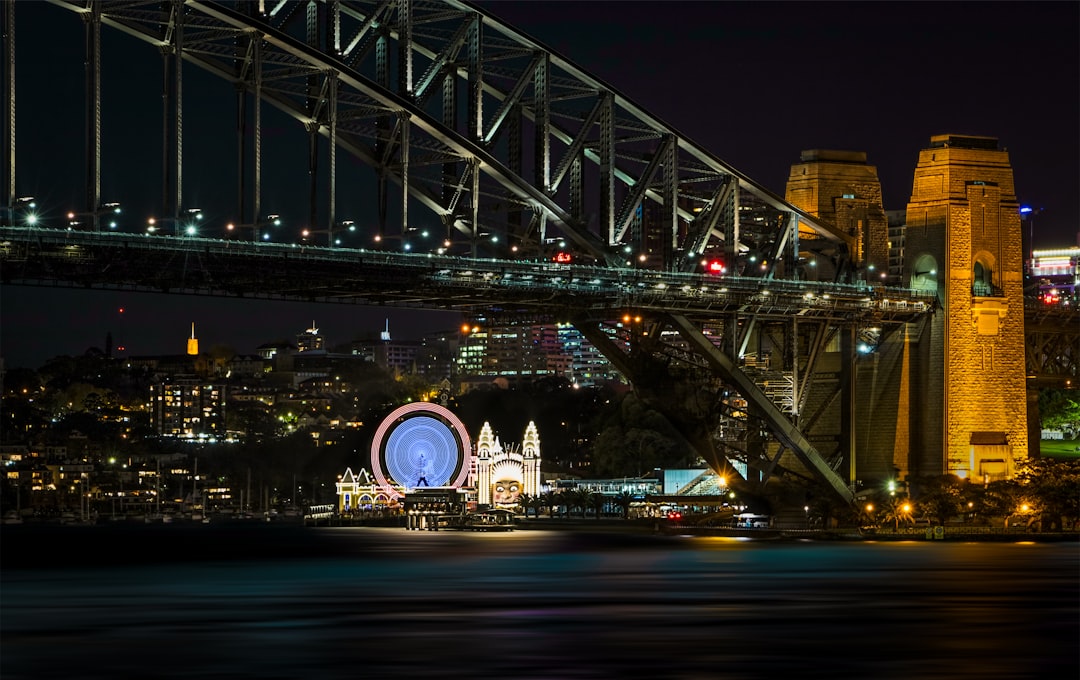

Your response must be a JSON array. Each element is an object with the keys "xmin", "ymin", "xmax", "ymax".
[{"xmin": 2, "ymin": 0, "xmax": 1077, "ymax": 370}]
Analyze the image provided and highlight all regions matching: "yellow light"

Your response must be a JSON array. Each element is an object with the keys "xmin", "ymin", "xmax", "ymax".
[
  {"xmin": 865, "ymin": 504, "xmax": 874, "ymax": 512},
  {"xmin": 902, "ymin": 504, "xmax": 911, "ymax": 513}
]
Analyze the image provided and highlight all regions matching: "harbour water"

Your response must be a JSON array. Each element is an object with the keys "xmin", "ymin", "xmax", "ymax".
[{"xmin": 2, "ymin": 524, "xmax": 1077, "ymax": 679}]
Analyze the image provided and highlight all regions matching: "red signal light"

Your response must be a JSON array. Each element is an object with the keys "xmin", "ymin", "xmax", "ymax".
[
  {"xmin": 554, "ymin": 252, "xmax": 573, "ymax": 264},
  {"xmin": 706, "ymin": 259, "xmax": 725, "ymax": 275}
]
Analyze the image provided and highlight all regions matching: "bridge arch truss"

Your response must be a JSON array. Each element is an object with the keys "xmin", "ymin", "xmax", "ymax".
[{"xmin": 8, "ymin": 0, "xmax": 852, "ymax": 276}]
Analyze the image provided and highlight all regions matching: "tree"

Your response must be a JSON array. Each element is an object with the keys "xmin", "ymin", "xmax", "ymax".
[
  {"xmin": 911, "ymin": 475, "xmax": 965, "ymax": 525},
  {"xmin": 1016, "ymin": 457, "xmax": 1080, "ymax": 531},
  {"xmin": 590, "ymin": 392, "xmax": 687, "ymax": 476},
  {"xmin": 539, "ymin": 490, "xmax": 558, "ymax": 518},
  {"xmin": 612, "ymin": 491, "xmax": 635, "ymax": 519},
  {"xmin": 588, "ymin": 490, "xmax": 605, "ymax": 518},
  {"xmin": 560, "ymin": 488, "xmax": 584, "ymax": 517},
  {"xmin": 881, "ymin": 496, "xmax": 915, "ymax": 531},
  {"xmin": 1038, "ymin": 389, "xmax": 1080, "ymax": 433},
  {"xmin": 516, "ymin": 492, "xmax": 535, "ymax": 518},
  {"xmin": 982, "ymin": 480, "xmax": 1023, "ymax": 528}
]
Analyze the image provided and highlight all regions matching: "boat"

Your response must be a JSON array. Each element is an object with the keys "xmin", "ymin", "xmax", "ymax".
[{"xmin": 462, "ymin": 512, "xmax": 515, "ymax": 531}]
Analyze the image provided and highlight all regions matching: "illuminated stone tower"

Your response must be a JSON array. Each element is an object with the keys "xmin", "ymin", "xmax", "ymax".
[
  {"xmin": 903, "ymin": 134, "xmax": 1028, "ymax": 480},
  {"xmin": 186, "ymin": 322, "xmax": 199, "ymax": 356},
  {"xmin": 785, "ymin": 149, "xmax": 889, "ymax": 274}
]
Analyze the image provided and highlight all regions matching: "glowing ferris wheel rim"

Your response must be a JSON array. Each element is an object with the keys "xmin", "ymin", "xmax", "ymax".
[{"xmin": 370, "ymin": 402, "xmax": 472, "ymax": 500}]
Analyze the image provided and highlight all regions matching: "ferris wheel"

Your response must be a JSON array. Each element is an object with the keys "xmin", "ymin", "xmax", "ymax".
[{"xmin": 370, "ymin": 402, "xmax": 472, "ymax": 499}]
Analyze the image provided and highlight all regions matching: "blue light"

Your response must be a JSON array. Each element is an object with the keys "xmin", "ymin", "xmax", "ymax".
[
  {"xmin": 384, "ymin": 415, "xmax": 459, "ymax": 488},
  {"xmin": 1019, "ymin": 205, "xmax": 1032, "ymax": 215}
]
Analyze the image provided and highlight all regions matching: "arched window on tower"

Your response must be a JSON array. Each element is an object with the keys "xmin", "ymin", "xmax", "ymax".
[
  {"xmin": 911, "ymin": 253, "xmax": 938, "ymax": 291},
  {"xmin": 973, "ymin": 257, "xmax": 997, "ymax": 296}
]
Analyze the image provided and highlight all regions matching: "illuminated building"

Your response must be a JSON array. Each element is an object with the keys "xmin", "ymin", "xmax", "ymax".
[
  {"xmin": 296, "ymin": 321, "xmax": 325, "ymax": 352},
  {"xmin": 456, "ymin": 320, "xmax": 624, "ymax": 388},
  {"xmin": 149, "ymin": 377, "xmax": 226, "ymax": 439},
  {"xmin": 475, "ymin": 421, "xmax": 541, "ymax": 508},
  {"xmin": 1029, "ymin": 247, "xmax": 1079, "ymax": 305},
  {"xmin": 335, "ymin": 466, "xmax": 398, "ymax": 512}
]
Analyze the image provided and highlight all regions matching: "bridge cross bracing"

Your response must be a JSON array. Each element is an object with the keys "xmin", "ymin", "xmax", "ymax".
[{"xmin": 1, "ymin": 0, "xmax": 943, "ymax": 505}]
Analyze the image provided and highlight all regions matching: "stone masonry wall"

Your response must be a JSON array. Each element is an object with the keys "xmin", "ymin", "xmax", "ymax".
[{"xmin": 905, "ymin": 137, "xmax": 1028, "ymax": 479}]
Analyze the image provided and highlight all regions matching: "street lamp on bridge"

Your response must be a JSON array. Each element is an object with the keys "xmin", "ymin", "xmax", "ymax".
[
  {"xmin": 66, "ymin": 201, "xmax": 121, "ymax": 230},
  {"xmin": 3, "ymin": 196, "xmax": 37, "ymax": 226},
  {"xmin": 183, "ymin": 208, "xmax": 203, "ymax": 236},
  {"xmin": 146, "ymin": 207, "xmax": 200, "ymax": 236},
  {"xmin": 225, "ymin": 213, "xmax": 281, "ymax": 242}
]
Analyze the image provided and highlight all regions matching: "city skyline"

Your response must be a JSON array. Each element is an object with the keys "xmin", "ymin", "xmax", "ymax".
[{"xmin": 2, "ymin": 0, "xmax": 1077, "ymax": 369}]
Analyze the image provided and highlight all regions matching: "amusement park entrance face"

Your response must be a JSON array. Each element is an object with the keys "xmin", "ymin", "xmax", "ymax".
[{"xmin": 491, "ymin": 479, "xmax": 522, "ymax": 505}]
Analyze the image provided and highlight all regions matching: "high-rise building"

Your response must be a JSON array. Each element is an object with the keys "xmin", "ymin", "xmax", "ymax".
[
  {"xmin": 557, "ymin": 323, "xmax": 625, "ymax": 386},
  {"xmin": 150, "ymin": 377, "xmax": 226, "ymax": 439},
  {"xmin": 296, "ymin": 321, "xmax": 325, "ymax": 352}
]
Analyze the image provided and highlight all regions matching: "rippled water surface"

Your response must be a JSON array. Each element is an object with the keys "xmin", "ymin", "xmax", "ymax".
[{"xmin": 2, "ymin": 525, "xmax": 1077, "ymax": 679}]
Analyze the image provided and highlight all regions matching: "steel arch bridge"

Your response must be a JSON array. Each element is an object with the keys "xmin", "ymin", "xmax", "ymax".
[
  {"xmin": 6, "ymin": 0, "xmax": 856, "ymax": 274},
  {"xmin": 1, "ymin": 0, "xmax": 942, "ymax": 506}
]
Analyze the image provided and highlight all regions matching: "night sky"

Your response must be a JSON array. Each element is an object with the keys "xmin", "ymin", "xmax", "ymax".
[{"xmin": 2, "ymin": 1, "xmax": 1077, "ymax": 370}]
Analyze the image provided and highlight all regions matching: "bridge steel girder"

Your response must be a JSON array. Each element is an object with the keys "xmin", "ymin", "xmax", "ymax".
[
  {"xmin": 664, "ymin": 314, "xmax": 854, "ymax": 505},
  {"xmin": 0, "ymin": 227, "xmax": 935, "ymax": 324},
  {"xmin": 35, "ymin": 0, "xmax": 853, "ymax": 278},
  {"xmin": 569, "ymin": 306, "xmax": 856, "ymax": 505},
  {"xmin": 1024, "ymin": 302, "xmax": 1079, "ymax": 388}
]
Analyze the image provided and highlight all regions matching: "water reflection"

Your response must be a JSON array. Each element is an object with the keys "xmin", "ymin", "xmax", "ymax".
[{"xmin": 2, "ymin": 525, "xmax": 1077, "ymax": 679}]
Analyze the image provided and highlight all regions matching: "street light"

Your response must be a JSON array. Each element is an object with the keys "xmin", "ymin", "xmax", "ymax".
[
  {"xmin": 5, "ymin": 196, "xmax": 38, "ymax": 227},
  {"xmin": 183, "ymin": 208, "xmax": 203, "ymax": 237},
  {"xmin": 1019, "ymin": 205, "xmax": 1042, "ymax": 264},
  {"xmin": 336, "ymin": 220, "xmax": 356, "ymax": 246},
  {"xmin": 66, "ymin": 201, "xmax": 122, "ymax": 231},
  {"xmin": 226, "ymin": 213, "xmax": 280, "ymax": 242}
]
